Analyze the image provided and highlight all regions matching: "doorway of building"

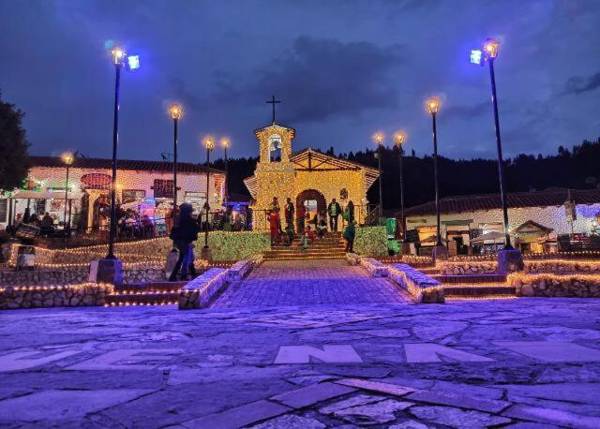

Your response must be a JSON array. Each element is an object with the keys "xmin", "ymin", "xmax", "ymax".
[{"xmin": 296, "ymin": 189, "xmax": 326, "ymax": 226}]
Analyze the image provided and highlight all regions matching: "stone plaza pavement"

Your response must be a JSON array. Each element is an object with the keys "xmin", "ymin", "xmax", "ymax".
[
  {"xmin": 213, "ymin": 260, "xmax": 411, "ymax": 308},
  {"xmin": 1, "ymin": 262, "xmax": 600, "ymax": 428}
]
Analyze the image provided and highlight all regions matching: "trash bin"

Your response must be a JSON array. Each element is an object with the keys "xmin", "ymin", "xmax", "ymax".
[{"xmin": 16, "ymin": 245, "xmax": 35, "ymax": 271}]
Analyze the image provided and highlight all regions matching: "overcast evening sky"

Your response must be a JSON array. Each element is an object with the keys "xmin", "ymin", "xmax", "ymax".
[{"xmin": 1, "ymin": 0, "xmax": 599, "ymax": 163}]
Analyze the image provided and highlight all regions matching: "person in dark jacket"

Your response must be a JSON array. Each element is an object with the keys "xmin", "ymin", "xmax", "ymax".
[
  {"xmin": 327, "ymin": 198, "xmax": 342, "ymax": 232},
  {"xmin": 168, "ymin": 203, "xmax": 200, "ymax": 281}
]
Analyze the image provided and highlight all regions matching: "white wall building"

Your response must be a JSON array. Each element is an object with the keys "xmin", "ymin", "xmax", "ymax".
[
  {"xmin": 0, "ymin": 156, "xmax": 225, "ymax": 230},
  {"xmin": 402, "ymin": 189, "xmax": 600, "ymax": 255}
]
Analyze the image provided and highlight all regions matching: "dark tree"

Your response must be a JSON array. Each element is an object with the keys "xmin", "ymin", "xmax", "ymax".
[{"xmin": 0, "ymin": 94, "xmax": 29, "ymax": 191}]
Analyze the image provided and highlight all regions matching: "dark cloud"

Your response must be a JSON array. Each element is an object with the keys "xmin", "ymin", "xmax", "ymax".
[
  {"xmin": 563, "ymin": 72, "xmax": 600, "ymax": 95},
  {"xmin": 211, "ymin": 36, "xmax": 405, "ymax": 124}
]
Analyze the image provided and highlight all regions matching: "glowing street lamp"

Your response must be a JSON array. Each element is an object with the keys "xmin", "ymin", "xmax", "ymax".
[
  {"xmin": 201, "ymin": 135, "xmax": 216, "ymax": 260},
  {"xmin": 393, "ymin": 131, "xmax": 407, "ymax": 241},
  {"xmin": 168, "ymin": 103, "xmax": 183, "ymax": 209},
  {"xmin": 425, "ymin": 96, "xmax": 444, "ymax": 251},
  {"xmin": 61, "ymin": 152, "xmax": 74, "ymax": 235},
  {"xmin": 372, "ymin": 131, "xmax": 385, "ymax": 220},
  {"xmin": 106, "ymin": 44, "xmax": 140, "ymax": 260},
  {"xmin": 220, "ymin": 137, "xmax": 230, "ymax": 205},
  {"xmin": 470, "ymin": 37, "xmax": 512, "ymax": 249}
]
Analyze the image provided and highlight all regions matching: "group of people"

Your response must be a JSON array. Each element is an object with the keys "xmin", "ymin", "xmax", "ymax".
[
  {"xmin": 267, "ymin": 196, "xmax": 356, "ymax": 252},
  {"xmin": 8, "ymin": 208, "xmax": 61, "ymax": 237}
]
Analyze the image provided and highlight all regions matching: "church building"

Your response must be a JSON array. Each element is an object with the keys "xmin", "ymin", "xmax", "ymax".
[{"xmin": 243, "ymin": 117, "xmax": 379, "ymax": 231}]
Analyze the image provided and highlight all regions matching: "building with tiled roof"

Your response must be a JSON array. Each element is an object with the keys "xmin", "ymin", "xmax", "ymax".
[
  {"xmin": 401, "ymin": 188, "xmax": 600, "ymax": 255},
  {"xmin": 1, "ymin": 155, "xmax": 226, "ymax": 231}
]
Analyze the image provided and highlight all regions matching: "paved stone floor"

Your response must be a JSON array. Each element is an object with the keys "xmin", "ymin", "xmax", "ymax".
[
  {"xmin": 2, "ymin": 296, "xmax": 600, "ymax": 428},
  {"xmin": 213, "ymin": 260, "xmax": 410, "ymax": 308}
]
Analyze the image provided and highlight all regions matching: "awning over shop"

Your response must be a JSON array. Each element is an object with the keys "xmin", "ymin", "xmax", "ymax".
[
  {"xmin": 12, "ymin": 190, "xmax": 81, "ymax": 200},
  {"xmin": 471, "ymin": 231, "xmax": 506, "ymax": 244}
]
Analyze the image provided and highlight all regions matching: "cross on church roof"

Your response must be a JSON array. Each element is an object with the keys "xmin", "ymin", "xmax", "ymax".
[{"xmin": 266, "ymin": 95, "xmax": 281, "ymax": 124}]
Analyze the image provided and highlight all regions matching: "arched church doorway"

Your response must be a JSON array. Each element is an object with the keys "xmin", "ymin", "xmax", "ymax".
[{"xmin": 296, "ymin": 189, "xmax": 326, "ymax": 225}]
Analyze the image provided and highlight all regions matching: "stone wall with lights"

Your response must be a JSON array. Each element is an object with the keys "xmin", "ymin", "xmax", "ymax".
[
  {"xmin": 438, "ymin": 261, "xmax": 497, "ymax": 275},
  {"xmin": 0, "ymin": 283, "xmax": 113, "ymax": 310},
  {"xmin": 509, "ymin": 273, "xmax": 600, "ymax": 298}
]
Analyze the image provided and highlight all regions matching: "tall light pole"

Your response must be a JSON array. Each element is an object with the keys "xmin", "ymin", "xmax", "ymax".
[
  {"xmin": 105, "ymin": 45, "xmax": 139, "ymax": 259},
  {"xmin": 425, "ymin": 96, "xmax": 444, "ymax": 249},
  {"xmin": 201, "ymin": 135, "xmax": 215, "ymax": 260},
  {"xmin": 471, "ymin": 38, "xmax": 512, "ymax": 249},
  {"xmin": 220, "ymin": 137, "xmax": 230, "ymax": 206},
  {"xmin": 61, "ymin": 152, "xmax": 74, "ymax": 235},
  {"xmin": 393, "ymin": 131, "xmax": 407, "ymax": 240},
  {"xmin": 168, "ymin": 104, "xmax": 183, "ymax": 210},
  {"xmin": 372, "ymin": 131, "xmax": 385, "ymax": 221}
]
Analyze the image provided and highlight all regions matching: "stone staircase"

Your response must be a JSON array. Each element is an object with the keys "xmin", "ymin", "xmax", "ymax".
[
  {"xmin": 105, "ymin": 281, "xmax": 186, "ymax": 306},
  {"xmin": 263, "ymin": 232, "xmax": 347, "ymax": 261},
  {"xmin": 426, "ymin": 269, "xmax": 515, "ymax": 301}
]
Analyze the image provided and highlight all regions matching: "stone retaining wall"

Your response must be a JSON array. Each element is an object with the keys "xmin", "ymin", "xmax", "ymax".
[
  {"xmin": 360, "ymin": 258, "xmax": 388, "ymax": 277},
  {"xmin": 389, "ymin": 263, "xmax": 445, "ymax": 304},
  {"xmin": 438, "ymin": 261, "xmax": 497, "ymax": 275},
  {"xmin": 0, "ymin": 283, "xmax": 113, "ymax": 310},
  {"xmin": 509, "ymin": 273, "xmax": 600, "ymax": 298},
  {"xmin": 524, "ymin": 260, "xmax": 600, "ymax": 274},
  {"xmin": 179, "ymin": 268, "xmax": 229, "ymax": 309}
]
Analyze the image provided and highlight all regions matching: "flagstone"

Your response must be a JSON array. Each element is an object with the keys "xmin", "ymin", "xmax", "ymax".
[
  {"xmin": 389, "ymin": 420, "xmax": 432, "ymax": 429},
  {"xmin": 501, "ymin": 383, "xmax": 600, "ymax": 405},
  {"xmin": 270, "ymin": 382, "xmax": 356, "ymax": 409},
  {"xmin": 248, "ymin": 414, "xmax": 326, "ymax": 429},
  {"xmin": 503, "ymin": 404, "xmax": 600, "ymax": 429},
  {"xmin": 407, "ymin": 389, "xmax": 510, "ymax": 413},
  {"xmin": 0, "ymin": 389, "xmax": 153, "ymax": 421},
  {"xmin": 495, "ymin": 341, "xmax": 600, "ymax": 362},
  {"xmin": 318, "ymin": 393, "xmax": 385, "ymax": 414},
  {"xmin": 335, "ymin": 378, "xmax": 415, "ymax": 397},
  {"xmin": 334, "ymin": 399, "xmax": 414, "ymax": 424},
  {"xmin": 410, "ymin": 405, "xmax": 512, "ymax": 428},
  {"xmin": 181, "ymin": 400, "xmax": 291, "ymax": 429},
  {"xmin": 412, "ymin": 322, "xmax": 468, "ymax": 341}
]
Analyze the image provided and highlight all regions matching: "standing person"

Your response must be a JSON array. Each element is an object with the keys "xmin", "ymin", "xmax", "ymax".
[
  {"xmin": 344, "ymin": 220, "xmax": 356, "ymax": 253},
  {"xmin": 328, "ymin": 198, "xmax": 342, "ymax": 232},
  {"xmin": 296, "ymin": 202, "xmax": 306, "ymax": 234},
  {"xmin": 268, "ymin": 209, "xmax": 281, "ymax": 245},
  {"xmin": 284, "ymin": 197, "xmax": 295, "ymax": 231},
  {"xmin": 316, "ymin": 212, "xmax": 327, "ymax": 239},
  {"xmin": 168, "ymin": 203, "xmax": 200, "ymax": 282}
]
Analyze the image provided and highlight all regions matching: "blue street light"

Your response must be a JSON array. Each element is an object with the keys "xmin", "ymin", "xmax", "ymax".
[
  {"xmin": 470, "ymin": 49, "xmax": 483, "ymax": 65},
  {"xmin": 127, "ymin": 55, "xmax": 140, "ymax": 71}
]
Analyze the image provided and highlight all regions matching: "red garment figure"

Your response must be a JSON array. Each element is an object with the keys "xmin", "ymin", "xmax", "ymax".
[{"xmin": 268, "ymin": 211, "xmax": 280, "ymax": 244}]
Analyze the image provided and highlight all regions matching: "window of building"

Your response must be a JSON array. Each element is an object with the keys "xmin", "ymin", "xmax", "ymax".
[
  {"xmin": 152, "ymin": 179, "xmax": 174, "ymax": 199},
  {"xmin": 122, "ymin": 190, "xmax": 146, "ymax": 204},
  {"xmin": 184, "ymin": 191, "xmax": 207, "ymax": 215}
]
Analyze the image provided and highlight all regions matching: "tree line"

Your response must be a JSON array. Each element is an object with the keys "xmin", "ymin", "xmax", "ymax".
[{"xmin": 213, "ymin": 137, "xmax": 600, "ymax": 210}]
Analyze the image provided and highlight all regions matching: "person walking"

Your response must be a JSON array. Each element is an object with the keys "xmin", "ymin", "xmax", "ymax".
[
  {"xmin": 168, "ymin": 203, "xmax": 200, "ymax": 281},
  {"xmin": 327, "ymin": 198, "xmax": 342, "ymax": 232}
]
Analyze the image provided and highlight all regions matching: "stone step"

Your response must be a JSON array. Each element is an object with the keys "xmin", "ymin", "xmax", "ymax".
[
  {"xmin": 264, "ymin": 250, "xmax": 347, "ymax": 257},
  {"xmin": 117, "ymin": 281, "xmax": 187, "ymax": 292},
  {"xmin": 106, "ymin": 291, "xmax": 179, "ymax": 306},
  {"xmin": 432, "ymin": 273, "xmax": 507, "ymax": 284},
  {"xmin": 266, "ymin": 254, "xmax": 347, "ymax": 261},
  {"xmin": 442, "ymin": 284, "xmax": 516, "ymax": 296}
]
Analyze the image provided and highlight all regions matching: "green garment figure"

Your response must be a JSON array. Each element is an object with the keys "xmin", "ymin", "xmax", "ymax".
[
  {"xmin": 343, "ymin": 220, "xmax": 356, "ymax": 253},
  {"xmin": 386, "ymin": 218, "xmax": 400, "ymax": 256}
]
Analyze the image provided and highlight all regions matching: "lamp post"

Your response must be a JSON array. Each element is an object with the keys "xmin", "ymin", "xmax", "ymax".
[
  {"xmin": 168, "ymin": 104, "xmax": 183, "ymax": 210},
  {"xmin": 471, "ymin": 38, "xmax": 512, "ymax": 249},
  {"xmin": 201, "ymin": 135, "xmax": 215, "ymax": 260},
  {"xmin": 105, "ymin": 44, "xmax": 140, "ymax": 260},
  {"xmin": 393, "ymin": 131, "xmax": 407, "ymax": 240},
  {"xmin": 425, "ymin": 96, "xmax": 444, "ymax": 251},
  {"xmin": 220, "ymin": 137, "xmax": 230, "ymax": 206},
  {"xmin": 372, "ymin": 131, "xmax": 385, "ymax": 221},
  {"xmin": 60, "ymin": 152, "xmax": 74, "ymax": 234}
]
